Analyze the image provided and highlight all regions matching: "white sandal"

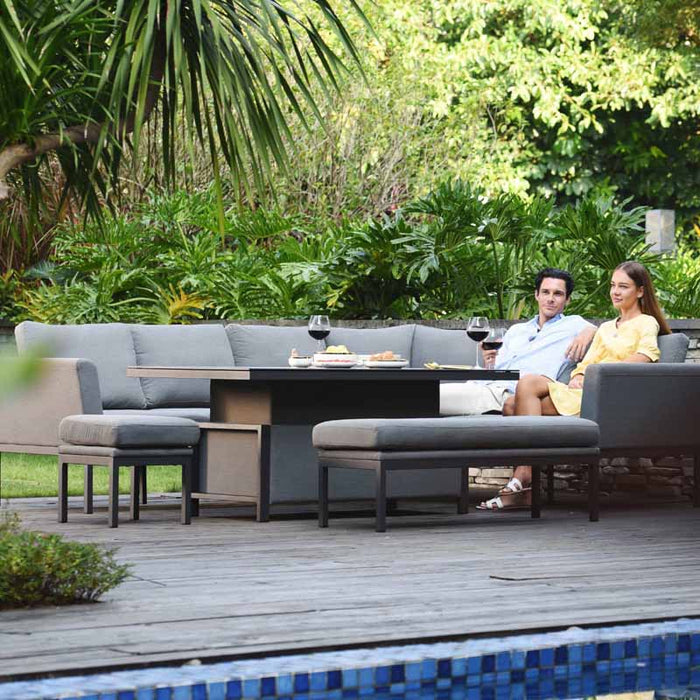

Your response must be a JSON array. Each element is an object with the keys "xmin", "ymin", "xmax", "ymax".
[
  {"xmin": 499, "ymin": 477, "xmax": 531, "ymax": 495},
  {"xmin": 476, "ymin": 494, "xmax": 530, "ymax": 511}
]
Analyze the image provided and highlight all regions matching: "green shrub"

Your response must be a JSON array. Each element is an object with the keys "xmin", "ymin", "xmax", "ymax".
[{"xmin": 0, "ymin": 511, "xmax": 130, "ymax": 609}]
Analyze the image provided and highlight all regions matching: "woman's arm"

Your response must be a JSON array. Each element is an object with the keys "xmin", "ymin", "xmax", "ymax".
[{"xmin": 623, "ymin": 352, "xmax": 653, "ymax": 363}]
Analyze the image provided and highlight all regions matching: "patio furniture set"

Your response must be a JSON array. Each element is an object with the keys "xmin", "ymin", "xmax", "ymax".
[{"xmin": 1, "ymin": 320, "xmax": 698, "ymax": 530}]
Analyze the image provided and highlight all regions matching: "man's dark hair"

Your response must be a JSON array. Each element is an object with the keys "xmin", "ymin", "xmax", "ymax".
[{"xmin": 535, "ymin": 268, "xmax": 574, "ymax": 298}]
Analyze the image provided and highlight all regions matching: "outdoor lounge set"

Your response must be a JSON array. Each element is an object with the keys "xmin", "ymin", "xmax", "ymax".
[{"xmin": 1, "ymin": 320, "xmax": 699, "ymax": 530}]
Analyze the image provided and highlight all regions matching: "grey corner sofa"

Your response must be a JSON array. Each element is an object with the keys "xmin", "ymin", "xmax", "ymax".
[{"xmin": 0, "ymin": 320, "xmax": 690, "ymax": 513}]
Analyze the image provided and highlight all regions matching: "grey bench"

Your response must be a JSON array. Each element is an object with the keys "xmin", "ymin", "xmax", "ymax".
[
  {"xmin": 58, "ymin": 415, "xmax": 200, "ymax": 528},
  {"xmin": 313, "ymin": 416, "xmax": 601, "ymax": 531}
]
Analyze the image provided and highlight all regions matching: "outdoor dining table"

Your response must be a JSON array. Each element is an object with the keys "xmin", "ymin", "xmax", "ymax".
[{"xmin": 126, "ymin": 366, "xmax": 519, "ymax": 520}]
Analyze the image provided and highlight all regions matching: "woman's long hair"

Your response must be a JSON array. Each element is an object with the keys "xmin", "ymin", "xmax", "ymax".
[{"xmin": 615, "ymin": 261, "xmax": 671, "ymax": 335}]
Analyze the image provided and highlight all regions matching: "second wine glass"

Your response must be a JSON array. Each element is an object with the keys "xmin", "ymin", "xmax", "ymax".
[
  {"xmin": 308, "ymin": 315, "xmax": 331, "ymax": 352},
  {"xmin": 466, "ymin": 317, "xmax": 490, "ymax": 369}
]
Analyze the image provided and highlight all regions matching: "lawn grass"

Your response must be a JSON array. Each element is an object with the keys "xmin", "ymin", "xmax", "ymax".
[{"xmin": 0, "ymin": 452, "xmax": 183, "ymax": 499}]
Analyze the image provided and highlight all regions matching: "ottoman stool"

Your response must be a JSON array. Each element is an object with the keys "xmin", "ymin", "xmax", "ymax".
[
  {"xmin": 313, "ymin": 415, "xmax": 600, "ymax": 531},
  {"xmin": 58, "ymin": 415, "xmax": 200, "ymax": 527}
]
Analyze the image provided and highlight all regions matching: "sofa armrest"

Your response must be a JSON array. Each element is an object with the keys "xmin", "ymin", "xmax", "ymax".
[
  {"xmin": 0, "ymin": 358, "xmax": 103, "ymax": 450},
  {"xmin": 580, "ymin": 363, "xmax": 700, "ymax": 452}
]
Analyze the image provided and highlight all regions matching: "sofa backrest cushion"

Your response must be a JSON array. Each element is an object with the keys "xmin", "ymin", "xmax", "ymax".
[
  {"xmin": 131, "ymin": 324, "xmax": 234, "ymax": 407},
  {"xmin": 15, "ymin": 321, "xmax": 147, "ymax": 409},
  {"xmin": 327, "ymin": 325, "xmax": 415, "ymax": 360},
  {"xmin": 658, "ymin": 332, "xmax": 689, "ymax": 363},
  {"xmin": 410, "ymin": 324, "xmax": 476, "ymax": 368},
  {"xmin": 225, "ymin": 324, "xmax": 318, "ymax": 366}
]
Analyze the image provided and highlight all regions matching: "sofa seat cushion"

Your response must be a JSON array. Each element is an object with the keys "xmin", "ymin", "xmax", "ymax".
[
  {"xmin": 15, "ymin": 321, "xmax": 147, "ymax": 410},
  {"xmin": 313, "ymin": 416, "xmax": 599, "ymax": 451},
  {"xmin": 226, "ymin": 324, "xmax": 317, "ymax": 366},
  {"xmin": 59, "ymin": 415, "xmax": 200, "ymax": 448},
  {"xmin": 411, "ymin": 324, "xmax": 476, "ymax": 368},
  {"xmin": 106, "ymin": 407, "xmax": 210, "ymax": 422},
  {"xmin": 131, "ymin": 324, "xmax": 234, "ymax": 408}
]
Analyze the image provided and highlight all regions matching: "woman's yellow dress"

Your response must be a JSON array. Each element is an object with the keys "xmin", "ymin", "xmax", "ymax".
[{"xmin": 548, "ymin": 314, "xmax": 661, "ymax": 416}]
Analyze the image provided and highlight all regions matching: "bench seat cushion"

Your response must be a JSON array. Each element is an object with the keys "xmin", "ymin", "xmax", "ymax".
[
  {"xmin": 59, "ymin": 415, "xmax": 200, "ymax": 448},
  {"xmin": 106, "ymin": 407, "xmax": 210, "ymax": 422},
  {"xmin": 313, "ymin": 416, "xmax": 599, "ymax": 451}
]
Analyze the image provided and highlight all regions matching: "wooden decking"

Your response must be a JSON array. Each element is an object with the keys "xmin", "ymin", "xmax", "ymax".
[{"xmin": 2, "ymin": 493, "xmax": 700, "ymax": 681}]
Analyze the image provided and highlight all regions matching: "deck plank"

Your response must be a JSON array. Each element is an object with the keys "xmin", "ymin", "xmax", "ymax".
[{"xmin": 2, "ymin": 497, "xmax": 700, "ymax": 680}]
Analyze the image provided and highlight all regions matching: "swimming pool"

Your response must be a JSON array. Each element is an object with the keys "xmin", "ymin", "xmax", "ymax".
[{"xmin": 2, "ymin": 618, "xmax": 699, "ymax": 699}]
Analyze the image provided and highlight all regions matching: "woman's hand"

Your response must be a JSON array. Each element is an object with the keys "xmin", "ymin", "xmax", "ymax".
[{"xmin": 568, "ymin": 374, "xmax": 584, "ymax": 390}]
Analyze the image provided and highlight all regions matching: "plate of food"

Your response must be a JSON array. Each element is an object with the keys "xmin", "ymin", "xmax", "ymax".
[
  {"xmin": 288, "ymin": 349, "xmax": 313, "ymax": 368},
  {"xmin": 313, "ymin": 344, "xmax": 359, "ymax": 368},
  {"xmin": 363, "ymin": 351, "xmax": 409, "ymax": 368}
]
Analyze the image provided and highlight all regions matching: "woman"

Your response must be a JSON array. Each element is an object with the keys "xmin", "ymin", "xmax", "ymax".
[{"xmin": 478, "ymin": 260, "xmax": 671, "ymax": 511}]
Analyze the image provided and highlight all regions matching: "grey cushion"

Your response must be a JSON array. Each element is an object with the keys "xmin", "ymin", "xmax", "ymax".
[
  {"xmin": 59, "ymin": 414, "xmax": 200, "ymax": 448},
  {"xmin": 313, "ymin": 415, "xmax": 599, "ymax": 451},
  {"xmin": 106, "ymin": 407, "xmax": 210, "ymax": 422},
  {"xmin": 326, "ymin": 325, "xmax": 415, "ymax": 359},
  {"xmin": 226, "ymin": 324, "xmax": 317, "ymax": 366},
  {"xmin": 658, "ymin": 332, "xmax": 689, "ymax": 363},
  {"xmin": 131, "ymin": 324, "xmax": 234, "ymax": 408},
  {"xmin": 411, "ymin": 324, "xmax": 476, "ymax": 368},
  {"xmin": 59, "ymin": 445, "xmax": 194, "ymax": 458},
  {"xmin": 15, "ymin": 321, "xmax": 147, "ymax": 410}
]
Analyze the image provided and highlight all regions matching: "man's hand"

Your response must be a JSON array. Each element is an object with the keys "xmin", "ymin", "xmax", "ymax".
[
  {"xmin": 481, "ymin": 344, "xmax": 498, "ymax": 367},
  {"xmin": 565, "ymin": 326, "xmax": 596, "ymax": 363},
  {"xmin": 568, "ymin": 374, "xmax": 584, "ymax": 390}
]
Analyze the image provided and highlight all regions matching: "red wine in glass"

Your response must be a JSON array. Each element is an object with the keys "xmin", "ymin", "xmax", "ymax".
[
  {"xmin": 467, "ymin": 329, "xmax": 489, "ymax": 343},
  {"xmin": 308, "ymin": 315, "xmax": 331, "ymax": 351},
  {"xmin": 309, "ymin": 329, "xmax": 330, "ymax": 341},
  {"xmin": 481, "ymin": 339, "xmax": 503, "ymax": 351}
]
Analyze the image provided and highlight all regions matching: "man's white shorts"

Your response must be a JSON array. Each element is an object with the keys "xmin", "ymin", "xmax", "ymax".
[{"xmin": 439, "ymin": 381, "xmax": 513, "ymax": 416}]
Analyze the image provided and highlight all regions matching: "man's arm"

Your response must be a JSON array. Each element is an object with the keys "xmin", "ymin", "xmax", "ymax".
[{"xmin": 565, "ymin": 320, "xmax": 596, "ymax": 363}]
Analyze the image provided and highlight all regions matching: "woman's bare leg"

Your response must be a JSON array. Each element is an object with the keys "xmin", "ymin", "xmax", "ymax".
[{"xmin": 481, "ymin": 375, "xmax": 559, "ymax": 508}]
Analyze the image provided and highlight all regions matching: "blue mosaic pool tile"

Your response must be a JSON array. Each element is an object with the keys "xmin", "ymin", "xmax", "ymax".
[
  {"xmin": 691, "ymin": 667, "xmax": 700, "ymax": 684},
  {"xmin": 554, "ymin": 678, "xmax": 567, "ymax": 697},
  {"xmin": 597, "ymin": 642, "xmax": 610, "ymax": 660},
  {"xmin": 539, "ymin": 667, "xmax": 554, "ymax": 681},
  {"xmin": 153, "ymin": 688, "xmax": 170, "ymax": 700},
  {"xmin": 581, "ymin": 674, "xmax": 596, "ymax": 696},
  {"xmin": 678, "ymin": 634, "xmax": 691, "ymax": 652},
  {"xmin": 481, "ymin": 655, "xmax": 495, "ymax": 673},
  {"xmin": 242, "ymin": 679, "xmax": 261, "ymax": 699},
  {"xmin": 597, "ymin": 660, "xmax": 610, "ymax": 674},
  {"xmin": 638, "ymin": 637, "xmax": 651, "ymax": 656},
  {"xmin": 118, "ymin": 692, "xmax": 136, "ymax": 700},
  {"xmin": 225, "ymin": 680, "xmax": 242, "ymax": 700},
  {"xmin": 678, "ymin": 666, "xmax": 691, "ymax": 685},
  {"xmin": 624, "ymin": 639, "xmax": 638, "ymax": 657},
  {"xmin": 567, "ymin": 677, "xmax": 582, "ymax": 696},
  {"xmin": 467, "ymin": 673, "xmax": 481, "ymax": 687},
  {"xmin": 611, "ymin": 641, "xmax": 625, "ymax": 659},
  {"xmin": 553, "ymin": 665, "xmax": 567, "ymax": 679},
  {"xmin": 525, "ymin": 650, "xmax": 539, "ymax": 669},
  {"xmin": 611, "ymin": 672, "xmax": 625, "ymax": 692},
  {"xmin": 101, "ymin": 694, "xmax": 118, "ymax": 700},
  {"xmin": 510, "ymin": 670, "xmax": 524, "ymax": 684},
  {"xmin": 569, "ymin": 662, "xmax": 581, "ymax": 676},
  {"xmin": 421, "ymin": 659, "xmax": 437, "ymax": 680},
  {"xmin": 358, "ymin": 668, "xmax": 373, "ymax": 688},
  {"xmin": 481, "ymin": 672, "xmax": 496, "ymax": 684},
  {"xmin": 509, "ymin": 682, "xmax": 524, "ymax": 700},
  {"xmin": 553, "ymin": 646, "xmax": 567, "ymax": 666},
  {"xmin": 651, "ymin": 636, "xmax": 665, "ymax": 656},
  {"xmin": 404, "ymin": 663, "xmax": 421, "ymax": 683},
  {"xmin": 479, "ymin": 685, "xmax": 495, "ymax": 700},
  {"xmin": 310, "ymin": 670, "xmax": 327, "ymax": 691},
  {"xmin": 293, "ymin": 673, "xmax": 309, "ymax": 693},
  {"xmin": 611, "ymin": 658, "xmax": 624, "ymax": 673},
  {"xmin": 624, "ymin": 657, "xmax": 638, "ymax": 672},
  {"xmin": 436, "ymin": 677, "xmax": 451, "ymax": 690},
  {"xmin": 651, "ymin": 656, "xmax": 664, "ymax": 672},
  {"xmin": 438, "ymin": 659, "xmax": 452, "ymax": 678},
  {"xmin": 524, "ymin": 668, "xmax": 539, "ymax": 681},
  {"xmin": 691, "ymin": 652, "xmax": 700, "ymax": 665},
  {"xmin": 137, "ymin": 690, "xmax": 156, "ymax": 700},
  {"xmin": 510, "ymin": 651, "xmax": 525, "ymax": 671},
  {"xmin": 495, "ymin": 672, "xmax": 509, "ymax": 685},
  {"xmin": 495, "ymin": 653, "xmax": 510, "ymax": 672},
  {"xmin": 467, "ymin": 657, "xmax": 481, "ymax": 675},
  {"xmin": 539, "ymin": 648, "xmax": 554, "ymax": 667},
  {"xmin": 452, "ymin": 658, "xmax": 467, "ymax": 677},
  {"xmin": 524, "ymin": 681, "xmax": 540, "ymax": 699},
  {"xmin": 665, "ymin": 634, "xmax": 678, "ymax": 653},
  {"xmin": 276, "ymin": 675, "xmax": 293, "ymax": 695},
  {"xmin": 582, "ymin": 643, "xmax": 596, "ymax": 662},
  {"xmin": 691, "ymin": 634, "xmax": 700, "ymax": 652}
]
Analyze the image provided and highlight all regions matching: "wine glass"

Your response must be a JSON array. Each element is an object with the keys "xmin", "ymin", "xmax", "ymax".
[
  {"xmin": 466, "ymin": 317, "xmax": 490, "ymax": 369},
  {"xmin": 308, "ymin": 315, "xmax": 331, "ymax": 352},
  {"xmin": 482, "ymin": 322, "xmax": 505, "ymax": 369}
]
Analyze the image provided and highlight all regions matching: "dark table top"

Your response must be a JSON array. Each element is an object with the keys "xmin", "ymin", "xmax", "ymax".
[{"xmin": 127, "ymin": 366, "xmax": 520, "ymax": 382}]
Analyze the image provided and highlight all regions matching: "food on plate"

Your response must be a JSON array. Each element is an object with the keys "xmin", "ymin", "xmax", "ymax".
[
  {"xmin": 290, "ymin": 348, "xmax": 311, "ymax": 359},
  {"xmin": 369, "ymin": 350, "xmax": 402, "ymax": 361},
  {"xmin": 324, "ymin": 345, "xmax": 352, "ymax": 354}
]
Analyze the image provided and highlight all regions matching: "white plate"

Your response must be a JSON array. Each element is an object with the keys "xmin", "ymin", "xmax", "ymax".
[
  {"xmin": 312, "ymin": 362, "xmax": 359, "ymax": 369},
  {"xmin": 364, "ymin": 359, "xmax": 409, "ymax": 368}
]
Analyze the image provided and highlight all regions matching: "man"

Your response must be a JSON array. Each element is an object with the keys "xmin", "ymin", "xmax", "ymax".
[{"xmin": 440, "ymin": 268, "xmax": 596, "ymax": 417}]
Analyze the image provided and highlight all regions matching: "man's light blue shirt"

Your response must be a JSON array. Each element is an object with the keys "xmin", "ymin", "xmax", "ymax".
[{"xmin": 493, "ymin": 313, "xmax": 593, "ymax": 393}]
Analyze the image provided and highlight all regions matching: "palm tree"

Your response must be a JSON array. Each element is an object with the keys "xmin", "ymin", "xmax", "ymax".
[{"xmin": 0, "ymin": 0, "xmax": 367, "ymax": 216}]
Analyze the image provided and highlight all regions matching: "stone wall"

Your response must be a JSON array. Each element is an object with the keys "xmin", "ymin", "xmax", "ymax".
[{"xmin": 1, "ymin": 317, "xmax": 698, "ymax": 500}]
